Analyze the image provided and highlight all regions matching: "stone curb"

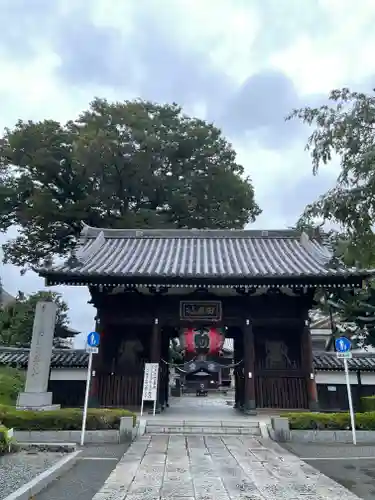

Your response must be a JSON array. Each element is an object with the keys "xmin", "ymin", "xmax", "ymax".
[
  {"xmin": 18, "ymin": 442, "xmax": 77, "ymax": 453},
  {"xmin": 3, "ymin": 450, "xmax": 81, "ymax": 500}
]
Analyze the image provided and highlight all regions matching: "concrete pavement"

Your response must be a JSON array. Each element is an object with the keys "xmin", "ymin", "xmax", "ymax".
[
  {"xmin": 282, "ymin": 441, "xmax": 375, "ymax": 500},
  {"xmin": 35, "ymin": 444, "xmax": 130, "ymax": 500}
]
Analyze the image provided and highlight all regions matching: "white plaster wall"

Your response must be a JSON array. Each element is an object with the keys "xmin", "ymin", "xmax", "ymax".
[
  {"xmin": 50, "ymin": 368, "xmax": 86, "ymax": 381},
  {"xmin": 48, "ymin": 368, "xmax": 375, "ymax": 386},
  {"xmin": 316, "ymin": 372, "xmax": 357, "ymax": 385}
]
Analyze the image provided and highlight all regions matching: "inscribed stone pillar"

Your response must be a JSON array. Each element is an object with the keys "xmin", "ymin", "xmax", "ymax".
[
  {"xmin": 243, "ymin": 319, "xmax": 257, "ymax": 414},
  {"xmin": 17, "ymin": 301, "xmax": 60, "ymax": 410},
  {"xmin": 301, "ymin": 320, "xmax": 319, "ymax": 411}
]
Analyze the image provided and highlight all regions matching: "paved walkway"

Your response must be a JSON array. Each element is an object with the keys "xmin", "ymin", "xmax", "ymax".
[
  {"xmin": 93, "ymin": 435, "xmax": 361, "ymax": 499},
  {"xmin": 141, "ymin": 394, "xmax": 272, "ymax": 423}
]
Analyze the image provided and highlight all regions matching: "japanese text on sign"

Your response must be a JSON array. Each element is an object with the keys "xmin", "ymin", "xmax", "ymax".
[{"xmin": 142, "ymin": 363, "xmax": 159, "ymax": 401}]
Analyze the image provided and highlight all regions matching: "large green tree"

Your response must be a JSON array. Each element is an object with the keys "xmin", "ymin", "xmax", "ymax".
[
  {"xmin": 0, "ymin": 99, "xmax": 261, "ymax": 270},
  {"xmin": 287, "ymin": 87, "xmax": 375, "ymax": 268},
  {"xmin": 0, "ymin": 290, "xmax": 75, "ymax": 348},
  {"xmin": 288, "ymin": 87, "xmax": 375, "ymax": 346}
]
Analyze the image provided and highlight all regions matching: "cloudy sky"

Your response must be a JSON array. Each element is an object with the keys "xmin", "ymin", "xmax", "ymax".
[{"xmin": 1, "ymin": 0, "xmax": 374, "ymax": 346}]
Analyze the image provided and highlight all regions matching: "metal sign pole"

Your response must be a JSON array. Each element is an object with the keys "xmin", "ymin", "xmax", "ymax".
[
  {"xmin": 81, "ymin": 351, "xmax": 93, "ymax": 446},
  {"xmin": 344, "ymin": 357, "xmax": 357, "ymax": 445}
]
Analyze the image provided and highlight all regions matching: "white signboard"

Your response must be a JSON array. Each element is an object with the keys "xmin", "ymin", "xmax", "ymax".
[
  {"xmin": 336, "ymin": 351, "xmax": 353, "ymax": 359},
  {"xmin": 86, "ymin": 346, "xmax": 99, "ymax": 354},
  {"xmin": 140, "ymin": 363, "xmax": 159, "ymax": 416}
]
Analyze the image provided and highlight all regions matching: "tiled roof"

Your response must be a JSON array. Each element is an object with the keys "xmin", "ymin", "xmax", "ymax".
[
  {"xmin": 0, "ymin": 347, "xmax": 88, "ymax": 369},
  {"xmin": 2, "ymin": 347, "xmax": 375, "ymax": 372},
  {"xmin": 313, "ymin": 352, "xmax": 375, "ymax": 372},
  {"xmin": 310, "ymin": 314, "xmax": 332, "ymax": 330},
  {"xmin": 38, "ymin": 226, "xmax": 369, "ymax": 284}
]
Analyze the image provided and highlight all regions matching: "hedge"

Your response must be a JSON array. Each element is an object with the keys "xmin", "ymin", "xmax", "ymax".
[
  {"xmin": 0, "ymin": 406, "xmax": 136, "ymax": 431},
  {"xmin": 285, "ymin": 411, "xmax": 375, "ymax": 430}
]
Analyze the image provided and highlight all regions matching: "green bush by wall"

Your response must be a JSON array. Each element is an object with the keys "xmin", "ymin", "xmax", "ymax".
[
  {"xmin": 285, "ymin": 411, "xmax": 375, "ymax": 430},
  {"xmin": 0, "ymin": 425, "xmax": 12, "ymax": 454},
  {"xmin": 0, "ymin": 406, "xmax": 136, "ymax": 431}
]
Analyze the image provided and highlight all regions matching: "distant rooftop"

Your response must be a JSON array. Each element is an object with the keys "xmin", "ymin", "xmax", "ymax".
[{"xmin": 0, "ymin": 288, "xmax": 15, "ymax": 308}]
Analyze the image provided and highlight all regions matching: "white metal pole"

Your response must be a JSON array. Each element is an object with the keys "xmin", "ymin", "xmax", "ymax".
[
  {"xmin": 81, "ymin": 351, "xmax": 93, "ymax": 446},
  {"xmin": 344, "ymin": 357, "xmax": 357, "ymax": 445},
  {"xmin": 153, "ymin": 397, "xmax": 157, "ymax": 416}
]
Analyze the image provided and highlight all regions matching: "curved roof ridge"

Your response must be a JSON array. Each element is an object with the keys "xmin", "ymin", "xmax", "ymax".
[{"xmin": 80, "ymin": 225, "xmax": 305, "ymax": 240}]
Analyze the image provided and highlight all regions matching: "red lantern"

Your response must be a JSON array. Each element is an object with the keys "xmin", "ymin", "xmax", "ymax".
[{"xmin": 180, "ymin": 326, "xmax": 225, "ymax": 356}]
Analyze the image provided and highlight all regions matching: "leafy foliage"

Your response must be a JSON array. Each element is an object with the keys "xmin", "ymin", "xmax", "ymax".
[
  {"xmin": 0, "ymin": 98, "xmax": 261, "ymax": 269},
  {"xmin": 0, "ymin": 290, "xmax": 74, "ymax": 348},
  {"xmin": 0, "ymin": 367, "xmax": 25, "ymax": 405},
  {"xmin": 287, "ymin": 87, "xmax": 375, "ymax": 269},
  {"xmin": 319, "ymin": 285, "xmax": 375, "ymax": 348},
  {"xmin": 288, "ymin": 88, "xmax": 375, "ymax": 346},
  {"xmin": 0, "ymin": 425, "xmax": 13, "ymax": 454}
]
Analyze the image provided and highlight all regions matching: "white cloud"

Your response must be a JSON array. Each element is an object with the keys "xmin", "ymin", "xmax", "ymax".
[
  {"xmin": 271, "ymin": 0, "xmax": 375, "ymax": 94},
  {"xmin": 0, "ymin": 0, "xmax": 373, "ymax": 342}
]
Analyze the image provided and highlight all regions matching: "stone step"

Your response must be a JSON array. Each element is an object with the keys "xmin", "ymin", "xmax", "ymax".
[
  {"xmin": 145, "ymin": 425, "xmax": 261, "ymax": 435},
  {"xmin": 145, "ymin": 420, "xmax": 260, "ymax": 428},
  {"xmin": 144, "ymin": 420, "xmax": 261, "ymax": 436}
]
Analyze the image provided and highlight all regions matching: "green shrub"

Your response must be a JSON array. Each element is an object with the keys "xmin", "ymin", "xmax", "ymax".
[
  {"xmin": 0, "ymin": 425, "xmax": 12, "ymax": 454},
  {"xmin": 285, "ymin": 411, "xmax": 375, "ymax": 430},
  {"xmin": 361, "ymin": 396, "xmax": 375, "ymax": 412},
  {"xmin": 0, "ymin": 367, "xmax": 25, "ymax": 405},
  {"xmin": 0, "ymin": 406, "xmax": 136, "ymax": 431}
]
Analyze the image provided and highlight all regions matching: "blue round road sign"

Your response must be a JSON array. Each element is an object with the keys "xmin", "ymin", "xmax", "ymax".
[
  {"xmin": 87, "ymin": 331, "xmax": 100, "ymax": 347},
  {"xmin": 335, "ymin": 337, "xmax": 351, "ymax": 353}
]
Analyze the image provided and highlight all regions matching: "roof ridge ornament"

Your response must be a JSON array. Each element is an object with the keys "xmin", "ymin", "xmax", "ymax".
[
  {"xmin": 76, "ymin": 230, "xmax": 106, "ymax": 264},
  {"xmin": 80, "ymin": 222, "xmax": 90, "ymax": 239}
]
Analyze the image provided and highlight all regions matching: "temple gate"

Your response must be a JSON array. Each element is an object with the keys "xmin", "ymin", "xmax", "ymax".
[{"xmin": 38, "ymin": 227, "xmax": 369, "ymax": 413}]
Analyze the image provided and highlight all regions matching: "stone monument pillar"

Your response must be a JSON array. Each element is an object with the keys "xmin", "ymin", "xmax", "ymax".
[{"xmin": 17, "ymin": 301, "xmax": 60, "ymax": 410}]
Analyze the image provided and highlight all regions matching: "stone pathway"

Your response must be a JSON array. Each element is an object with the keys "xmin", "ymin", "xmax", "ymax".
[{"xmin": 92, "ymin": 434, "xmax": 361, "ymax": 500}]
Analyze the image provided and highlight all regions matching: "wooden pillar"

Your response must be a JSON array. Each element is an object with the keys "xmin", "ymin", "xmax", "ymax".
[
  {"xmin": 243, "ymin": 318, "xmax": 256, "ymax": 414},
  {"xmin": 301, "ymin": 320, "xmax": 319, "ymax": 411},
  {"xmin": 160, "ymin": 329, "xmax": 170, "ymax": 410},
  {"xmin": 150, "ymin": 317, "xmax": 162, "ymax": 413},
  {"xmin": 357, "ymin": 370, "xmax": 362, "ymax": 412},
  {"xmin": 233, "ymin": 336, "xmax": 240, "ymax": 408}
]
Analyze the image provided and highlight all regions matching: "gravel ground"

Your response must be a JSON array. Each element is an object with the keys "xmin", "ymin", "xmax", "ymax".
[{"xmin": 0, "ymin": 450, "xmax": 65, "ymax": 499}]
